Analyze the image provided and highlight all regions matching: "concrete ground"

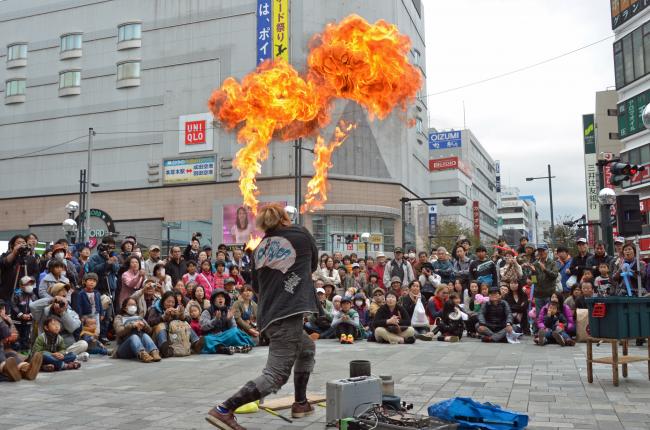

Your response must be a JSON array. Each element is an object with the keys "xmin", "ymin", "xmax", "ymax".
[{"xmin": 1, "ymin": 336, "xmax": 649, "ymax": 430}]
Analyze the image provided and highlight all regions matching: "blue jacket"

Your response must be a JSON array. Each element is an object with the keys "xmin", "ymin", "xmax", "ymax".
[
  {"xmin": 432, "ymin": 259, "xmax": 455, "ymax": 284},
  {"xmin": 87, "ymin": 252, "xmax": 119, "ymax": 295},
  {"xmin": 556, "ymin": 258, "xmax": 573, "ymax": 293},
  {"xmin": 73, "ymin": 289, "xmax": 104, "ymax": 319}
]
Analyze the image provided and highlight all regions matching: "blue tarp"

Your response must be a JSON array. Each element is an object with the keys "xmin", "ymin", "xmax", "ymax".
[{"xmin": 428, "ymin": 397, "xmax": 528, "ymax": 430}]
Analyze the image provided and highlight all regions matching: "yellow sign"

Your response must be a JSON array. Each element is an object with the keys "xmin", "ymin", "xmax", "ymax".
[
  {"xmin": 370, "ymin": 234, "xmax": 383, "ymax": 244},
  {"xmin": 272, "ymin": 0, "xmax": 289, "ymax": 61}
]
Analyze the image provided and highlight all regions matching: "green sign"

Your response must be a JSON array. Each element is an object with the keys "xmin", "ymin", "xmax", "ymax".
[
  {"xmin": 618, "ymin": 89, "xmax": 650, "ymax": 139},
  {"xmin": 582, "ymin": 114, "xmax": 595, "ymax": 154}
]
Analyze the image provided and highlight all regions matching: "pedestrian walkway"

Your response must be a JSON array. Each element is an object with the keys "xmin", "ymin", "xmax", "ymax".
[{"xmin": 2, "ymin": 338, "xmax": 649, "ymax": 430}]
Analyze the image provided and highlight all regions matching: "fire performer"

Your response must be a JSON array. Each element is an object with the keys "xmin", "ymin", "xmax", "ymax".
[{"xmin": 206, "ymin": 204, "xmax": 320, "ymax": 430}]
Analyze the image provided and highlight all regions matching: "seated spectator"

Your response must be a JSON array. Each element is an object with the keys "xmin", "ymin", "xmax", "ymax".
[
  {"xmin": 79, "ymin": 316, "xmax": 108, "ymax": 355},
  {"xmin": 130, "ymin": 278, "xmax": 160, "ymax": 317},
  {"xmin": 213, "ymin": 260, "xmax": 228, "ymax": 290},
  {"xmin": 340, "ymin": 267, "xmax": 354, "ymax": 293},
  {"xmin": 369, "ymin": 288, "xmax": 385, "ymax": 320},
  {"xmin": 228, "ymin": 266, "xmax": 246, "ymax": 288},
  {"xmin": 182, "ymin": 260, "xmax": 200, "ymax": 285},
  {"xmin": 31, "ymin": 289, "xmax": 88, "ymax": 355},
  {"xmin": 153, "ymin": 263, "xmax": 173, "ymax": 293},
  {"xmin": 398, "ymin": 280, "xmax": 431, "ymax": 339},
  {"xmin": 120, "ymin": 256, "xmax": 145, "ymax": 307},
  {"xmin": 353, "ymin": 293, "xmax": 370, "ymax": 332},
  {"xmin": 200, "ymin": 289, "xmax": 254, "ymax": 355},
  {"xmin": 452, "ymin": 279, "xmax": 464, "ymax": 302},
  {"xmin": 419, "ymin": 262, "xmax": 441, "ymax": 303},
  {"xmin": 575, "ymin": 281, "xmax": 595, "ymax": 310},
  {"xmin": 499, "ymin": 249, "xmax": 522, "ymax": 288},
  {"xmin": 146, "ymin": 291, "xmax": 202, "ymax": 357},
  {"xmin": 32, "ymin": 316, "xmax": 81, "ymax": 372},
  {"xmin": 331, "ymin": 297, "xmax": 361, "ymax": 344},
  {"xmin": 351, "ymin": 263, "xmax": 367, "ymax": 293},
  {"xmin": 564, "ymin": 284, "xmax": 582, "ymax": 316},
  {"xmin": 373, "ymin": 292, "xmax": 416, "ymax": 344},
  {"xmin": 232, "ymin": 285, "xmax": 259, "ymax": 340},
  {"xmin": 305, "ymin": 287, "xmax": 334, "ymax": 340},
  {"xmin": 539, "ymin": 301, "xmax": 574, "ymax": 347},
  {"xmin": 463, "ymin": 281, "xmax": 480, "ymax": 312},
  {"xmin": 388, "ymin": 276, "xmax": 402, "ymax": 298},
  {"xmin": 426, "ymin": 284, "xmax": 449, "ymax": 325},
  {"xmin": 11, "ymin": 276, "xmax": 36, "ymax": 352},
  {"xmin": 72, "ymin": 273, "xmax": 104, "ymax": 339},
  {"xmin": 113, "ymin": 297, "xmax": 160, "ymax": 363},
  {"xmin": 432, "ymin": 247, "xmax": 455, "ymax": 285},
  {"xmin": 38, "ymin": 260, "xmax": 69, "ymax": 299},
  {"xmin": 173, "ymin": 285, "xmax": 189, "ymax": 307},
  {"xmin": 186, "ymin": 283, "xmax": 211, "ymax": 315},
  {"xmin": 197, "ymin": 260, "xmax": 215, "ymax": 298},
  {"xmin": 435, "ymin": 293, "xmax": 465, "ymax": 342},
  {"xmin": 503, "ymin": 280, "xmax": 530, "ymax": 335},
  {"xmin": 323, "ymin": 283, "xmax": 336, "ymax": 301},
  {"xmin": 319, "ymin": 257, "xmax": 341, "ymax": 294},
  {"xmin": 365, "ymin": 273, "xmax": 381, "ymax": 298},
  {"xmin": 187, "ymin": 303, "xmax": 203, "ymax": 336},
  {"xmin": 477, "ymin": 287, "xmax": 513, "ymax": 343},
  {"xmin": 536, "ymin": 292, "xmax": 575, "ymax": 343},
  {"xmin": 1, "ymin": 299, "xmax": 42, "ymax": 381},
  {"xmin": 223, "ymin": 277, "xmax": 239, "ymax": 302}
]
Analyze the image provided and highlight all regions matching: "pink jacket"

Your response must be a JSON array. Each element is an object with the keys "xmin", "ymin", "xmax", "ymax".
[
  {"xmin": 536, "ymin": 303, "xmax": 575, "ymax": 333},
  {"xmin": 196, "ymin": 271, "xmax": 214, "ymax": 298},
  {"xmin": 213, "ymin": 272, "xmax": 227, "ymax": 290},
  {"xmin": 120, "ymin": 269, "xmax": 144, "ymax": 307}
]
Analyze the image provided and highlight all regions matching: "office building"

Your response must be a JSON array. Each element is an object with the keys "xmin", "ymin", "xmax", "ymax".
[{"xmin": 497, "ymin": 187, "xmax": 538, "ymax": 247}]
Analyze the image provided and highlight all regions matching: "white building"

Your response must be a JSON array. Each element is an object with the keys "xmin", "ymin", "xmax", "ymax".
[{"xmin": 497, "ymin": 187, "xmax": 538, "ymax": 246}]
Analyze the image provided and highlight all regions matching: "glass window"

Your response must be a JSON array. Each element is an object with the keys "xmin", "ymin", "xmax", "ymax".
[
  {"xmin": 5, "ymin": 79, "xmax": 25, "ymax": 96},
  {"xmin": 412, "ymin": 49, "xmax": 421, "ymax": 65},
  {"xmin": 59, "ymin": 71, "xmax": 80, "ymax": 89},
  {"xmin": 416, "ymin": 117, "xmax": 423, "ymax": 133},
  {"xmin": 629, "ymin": 148, "xmax": 641, "ymax": 165},
  {"xmin": 343, "ymin": 216, "xmax": 356, "ymax": 234},
  {"xmin": 623, "ymin": 34, "xmax": 635, "ymax": 85},
  {"xmin": 118, "ymin": 23, "xmax": 142, "ymax": 42},
  {"xmin": 641, "ymin": 145, "xmax": 650, "ymax": 164},
  {"xmin": 117, "ymin": 61, "xmax": 141, "ymax": 80},
  {"xmin": 7, "ymin": 44, "xmax": 27, "ymax": 61},
  {"xmin": 60, "ymin": 34, "xmax": 82, "ymax": 52},
  {"xmin": 633, "ymin": 28, "xmax": 645, "ymax": 79}
]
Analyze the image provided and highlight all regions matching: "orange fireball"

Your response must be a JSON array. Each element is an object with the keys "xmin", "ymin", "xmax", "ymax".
[
  {"xmin": 245, "ymin": 234, "xmax": 263, "ymax": 252},
  {"xmin": 208, "ymin": 14, "xmax": 422, "ymax": 214}
]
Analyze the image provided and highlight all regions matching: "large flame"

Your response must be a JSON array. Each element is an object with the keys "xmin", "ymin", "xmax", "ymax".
[
  {"xmin": 208, "ymin": 14, "xmax": 422, "ymax": 214},
  {"xmin": 245, "ymin": 234, "xmax": 263, "ymax": 252},
  {"xmin": 301, "ymin": 122, "xmax": 356, "ymax": 213}
]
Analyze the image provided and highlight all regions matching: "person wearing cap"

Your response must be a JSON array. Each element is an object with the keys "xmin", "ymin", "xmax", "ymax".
[
  {"xmin": 304, "ymin": 287, "xmax": 334, "ymax": 340},
  {"xmin": 387, "ymin": 276, "xmax": 403, "ymax": 298},
  {"xmin": 30, "ymin": 291, "xmax": 88, "ymax": 356},
  {"xmin": 365, "ymin": 273, "xmax": 381, "ymax": 298},
  {"xmin": 612, "ymin": 236, "xmax": 626, "ymax": 269},
  {"xmin": 331, "ymin": 296, "xmax": 361, "ymax": 344},
  {"xmin": 350, "ymin": 263, "xmax": 367, "ymax": 293},
  {"xmin": 374, "ymin": 252, "xmax": 387, "ymax": 290},
  {"xmin": 223, "ymin": 277, "xmax": 239, "ymax": 302},
  {"xmin": 585, "ymin": 241, "xmax": 614, "ymax": 279},
  {"xmin": 11, "ymin": 276, "xmax": 36, "ymax": 352},
  {"xmin": 531, "ymin": 244, "xmax": 560, "ymax": 314},
  {"xmin": 568, "ymin": 237, "xmax": 592, "ymax": 283},
  {"xmin": 469, "ymin": 245, "xmax": 499, "ymax": 287},
  {"xmin": 383, "ymin": 247, "xmax": 415, "ymax": 288},
  {"xmin": 145, "ymin": 245, "xmax": 162, "ymax": 277},
  {"xmin": 477, "ymin": 287, "xmax": 513, "ymax": 343},
  {"xmin": 38, "ymin": 259, "xmax": 70, "ymax": 300}
]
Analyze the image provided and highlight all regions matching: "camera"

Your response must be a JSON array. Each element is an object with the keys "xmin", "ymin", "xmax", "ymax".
[
  {"xmin": 17, "ymin": 245, "xmax": 29, "ymax": 257},
  {"xmin": 97, "ymin": 242, "xmax": 110, "ymax": 254}
]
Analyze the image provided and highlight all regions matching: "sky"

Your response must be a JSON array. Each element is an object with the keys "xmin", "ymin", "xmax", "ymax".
[{"xmin": 424, "ymin": 0, "xmax": 615, "ymax": 222}]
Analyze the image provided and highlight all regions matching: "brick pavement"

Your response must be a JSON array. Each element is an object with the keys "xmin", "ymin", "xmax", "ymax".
[{"xmin": 1, "ymin": 337, "xmax": 649, "ymax": 430}]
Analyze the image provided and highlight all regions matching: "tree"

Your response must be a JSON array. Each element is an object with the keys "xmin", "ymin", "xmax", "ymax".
[
  {"xmin": 551, "ymin": 215, "xmax": 579, "ymax": 256},
  {"xmin": 429, "ymin": 218, "xmax": 480, "ymax": 254}
]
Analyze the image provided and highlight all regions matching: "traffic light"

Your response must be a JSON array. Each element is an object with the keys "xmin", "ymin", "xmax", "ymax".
[
  {"xmin": 610, "ymin": 162, "xmax": 640, "ymax": 186},
  {"xmin": 345, "ymin": 234, "xmax": 354, "ymax": 244},
  {"xmin": 442, "ymin": 197, "xmax": 467, "ymax": 206}
]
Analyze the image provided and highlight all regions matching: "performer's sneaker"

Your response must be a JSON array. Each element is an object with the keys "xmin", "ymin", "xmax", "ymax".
[
  {"xmin": 291, "ymin": 401, "xmax": 314, "ymax": 418},
  {"xmin": 206, "ymin": 406, "xmax": 246, "ymax": 430}
]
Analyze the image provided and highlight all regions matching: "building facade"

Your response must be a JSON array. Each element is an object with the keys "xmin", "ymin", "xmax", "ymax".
[
  {"xmin": 426, "ymin": 128, "xmax": 499, "ymax": 245},
  {"xmin": 497, "ymin": 187, "xmax": 538, "ymax": 247},
  {"xmin": 610, "ymin": 1, "xmax": 650, "ymax": 256},
  {"xmin": 0, "ymin": 0, "xmax": 429, "ymax": 255}
]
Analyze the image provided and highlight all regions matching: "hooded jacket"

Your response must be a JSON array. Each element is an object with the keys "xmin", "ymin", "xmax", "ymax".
[
  {"xmin": 251, "ymin": 225, "xmax": 319, "ymax": 333},
  {"xmin": 200, "ymin": 289, "xmax": 235, "ymax": 334}
]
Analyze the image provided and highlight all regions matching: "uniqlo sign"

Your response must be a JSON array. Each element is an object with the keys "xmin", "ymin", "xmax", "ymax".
[
  {"xmin": 178, "ymin": 113, "xmax": 214, "ymax": 153},
  {"xmin": 184, "ymin": 120, "xmax": 206, "ymax": 145},
  {"xmin": 429, "ymin": 156, "xmax": 459, "ymax": 172}
]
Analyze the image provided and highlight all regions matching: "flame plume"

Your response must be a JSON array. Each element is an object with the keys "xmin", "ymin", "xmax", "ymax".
[
  {"xmin": 245, "ymin": 234, "xmax": 263, "ymax": 252},
  {"xmin": 208, "ymin": 14, "xmax": 422, "ymax": 214}
]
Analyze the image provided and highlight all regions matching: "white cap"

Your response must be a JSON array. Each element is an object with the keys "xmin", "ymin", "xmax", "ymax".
[
  {"xmin": 376, "ymin": 252, "xmax": 386, "ymax": 258},
  {"xmin": 316, "ymin": 287, "xmax": 326, "ymax": 294},
  {"xmin": 614, "ymin": 236, "xmax": 625, "ymax": 244}
]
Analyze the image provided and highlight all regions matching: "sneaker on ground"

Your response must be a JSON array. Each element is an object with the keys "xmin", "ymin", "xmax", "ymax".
[{"xmin": 206, "ymin": 406, "xmax": 247, "ymax": 430}]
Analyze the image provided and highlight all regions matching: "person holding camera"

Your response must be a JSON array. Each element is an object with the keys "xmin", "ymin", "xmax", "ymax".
[
  {"xmin": 87, "ymin": 237, "xmax": 120, "ymax": 298},
  {"xmin": 0, "ymin": 235, "xmax": 39, "ymax": 310},
  {"xmin": 31, "ymin": 288, "xmax": 88, "ymax": 356}
]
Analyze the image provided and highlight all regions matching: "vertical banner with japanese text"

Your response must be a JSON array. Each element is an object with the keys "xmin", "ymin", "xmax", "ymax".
[
  {"xmin": 472, "ymin": 201, "xmax": 481, "ymax": 239},
  {"xmin": 273, "ymin": 0, "xmax": 289, "ymax": 62},
  {"xmin": 256, "ymin": 0, "xmax": 272, "ymax": 64},
  {"xmin": 582, "ymin": 113, "xmax": 599, "ymax": 243}
]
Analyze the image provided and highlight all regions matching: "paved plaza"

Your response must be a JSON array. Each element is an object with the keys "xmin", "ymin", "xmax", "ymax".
[{"xmin": 2, "ymin": 337, "xmax": 649, "ymax": 430}]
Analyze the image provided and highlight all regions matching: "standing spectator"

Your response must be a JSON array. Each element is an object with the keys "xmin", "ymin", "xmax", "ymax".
[
  {"xmin": 144, "ymin": 245, "xmax": 162, "ymax": 276},
  {"xmin": 412, "ymin": 252, "xmax": 429, "ymax": 277},
  {"xmin": 120, "ymin": 256, "xmax": 146, "ymax": 306},
  {"xmin": 374, "ymin": 253, "xmax": 388, "ymax": 290},
  {"xmin": 0, "ymin": 235, "xmax": 39, "ymax": 308},
  {"xmin": 38, "ymin": 260, "xmax": 69, "ymax": 300},
  {"xmin": 499, "ymin": 249, "xmax": 522, "ymax": 288},
  {"xmin": 11, "ymin": 276, "xmax": 36, "ymax": 352},
  {"xmin": 165, "ymin": 246, "xmax": 187, "ymax": 286},
  {"xmin": 182, "ymin": 260, "xmax": 200, "ymax": 285},
  {"xmin": 418, "ymin": 262, "xmax": 441, "ymax": 303},
  {"xmin": 383, "ymin": 247, "xmax": 415, "ymax": 286},
  {"xmin": 77, "ymin": 246, "xmax": 91, "ymax": 279},
  {"xmin": 531, "ymin": 244, "xmax": 559, "ymax": 314},
  {"xmin": 477, "ymin": 288, "xmax": 513, "ymax": 343},
  {"xmin": 319, "ymin": 257, "xmax": 341, "ymax": 294},
  {"xmin": 87, "ymin": 236, "xmax": 120, "ymax": 299},
  {"xmin": 432, "ymin": 247, "xmax": 455, "ymax": 285},
  {"xmin": 569, "ymin": 238, "xmax": 592, "ymax": 282},
  {"xmin": 585, "ymin": 241, "xmax": 614, "ymax": 278},
  {"xmin": 453, "ymin": 246, "xmax": 471, "ymax": 289},
  {"xmin": 184, "ymin": 235, "xmax": 201, "ymax": 262},
  {"xmin": 213, "ymin": 260, "xmax": 229, "ymax": 291},
  {"xmin": 470, "ymin": 245, "xmax": 499, "ymax": 287},
  {"xmin": 613, "ymin": 243, "xmax": 646, "ymax": 296},
  {"xmin": 516, "ymin": 236, "xmax": 529, "ymax": 255},
  {"xmin": 197, "ymin": 260, "xmax": 215, "ymax": 298},
  {"xmin": 555, "ymin": 246, "xmax": 573, "ymax": 295}
]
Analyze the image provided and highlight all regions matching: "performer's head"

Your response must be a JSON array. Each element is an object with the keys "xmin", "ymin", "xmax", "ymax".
[{"xmin": 256, "ymin": 203, "xmax": 292, "ymax": 232}]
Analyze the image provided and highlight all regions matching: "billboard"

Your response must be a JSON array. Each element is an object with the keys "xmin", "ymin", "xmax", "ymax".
[
  {"xmin": 256, "ymin": 0, "xmax": 272, "ymax": 64},
  {"xmin": 429, "ymin": 156, "xmax": 458, "ymax": 171},
  {"xmin": 178, "ymin": 113, "xmax": 214, "ymax": 153},
  {"xmin": 428, "ymin": 204, "xmax": 437, "ymax": 236},
  {"xmin": 429, "ymin": 130, "xmax": 462, "ymax": 150},
  {"xmin": 617, "ymin": 88, "xmax": 650, "ymax": 139},
  {"xmin": 582, "ymin": 114, "xmax": 599, "ymax": 223},
  {"xmin": 495, "ymin": 160, "xmax": 501, "ymax": 193},
  {"xmin": 222, "ymin": 201, "xmax": 287, "ymax": 245},
  {"xmin": 611, "ymin": 0, "xmax": 649, "ymax": 30},
  {"xmin": 472, "ymin": 201, "xmax": 481, "ymax": 238},
  {"xmin": 163, "ymin": 156, "xmax": 216, "ymax": 185},
  {"xmin": 273, "ymin": 0, "xmax": 289, "ymax": 61}
]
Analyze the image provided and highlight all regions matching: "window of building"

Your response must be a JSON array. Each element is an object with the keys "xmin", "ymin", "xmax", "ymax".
[
  {"xmin": 7, "ymin": 43, "xmax": 27, "ymax": 61},
  {"xmin": 416, "ymin": 117, "xmax": 423, "ymax": 133},
  {"xmin": 312, "ymin": 215, "xmax": 395, "ymax": 253},
  {"xmin": 60, "ymin": 33, "xmax": 82, "ymax": 53},
  {"xmin": 118, "ymin": 23, "xmax": 142, "ymax": 42},
  {"xmin": 412, "ymin": 49, "xmax": 421, "ymax": 66},
  {"xmin": 609, "ymin": 132, "xmax": 620, "ymax": 140},
  {"xmin": 607, "ymin": 108, "xmax": 618, "ymax": 116},
  {"xmin": 614, "ymin": 23, "xmax": 650, "ymax": 89},
  {"xmin": 5, "ymin": 79, "xmax": 25, "ymax": 96},
  {"xmin": 117, "ymin": 61, "xmax": 141, "ymax": 81},
  {"xmin": 59, "ymin": 70, "xmax": 80, "ymax": 89},
  {"xmin": 642, "ymin": 145, "xmax": 650, "ymax": 164}
]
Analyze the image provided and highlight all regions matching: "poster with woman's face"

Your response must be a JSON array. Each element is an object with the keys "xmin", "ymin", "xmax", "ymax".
[{"xmin": 222, "ymin": 201, "xmax": 287, "ymax": 245}]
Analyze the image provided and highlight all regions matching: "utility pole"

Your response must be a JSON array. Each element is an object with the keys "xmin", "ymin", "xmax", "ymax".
[
  {"xmin": 294, "ymin": 137, "xmax": 303, "ymax": 225},
  {"xmin": 548, "ymin": 164, "xmax": 555, "ymax": 246},
  {"xmin": 85, "ymin": 128, "xmax": 95, "ymax": 243}
]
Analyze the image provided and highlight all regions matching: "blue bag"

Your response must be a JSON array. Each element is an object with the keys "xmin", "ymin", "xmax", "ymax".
[{"xmin": 428, "ymin": 397, "xmax": 528, "ymax": 430}]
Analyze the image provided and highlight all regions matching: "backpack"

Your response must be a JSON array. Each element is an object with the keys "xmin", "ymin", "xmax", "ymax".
[{"xmin": 167, "ymin": 320, "xmax": 192, "ymax": 357}]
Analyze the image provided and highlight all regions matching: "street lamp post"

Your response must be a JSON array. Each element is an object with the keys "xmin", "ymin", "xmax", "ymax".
[
  {"xmin": 63, "ymin": 200, "xmax": 80, "ymax": 244},
  {"xmin": 598, "ymin": 187, "xmax": 617, "ymax": 256},
  {"xmin": 526, "ymin": 164, "xmax": 556, "ymax": 246},
  {"xmin": 361, "ymin": 232, "xmax": 370, "ymax": 261}
]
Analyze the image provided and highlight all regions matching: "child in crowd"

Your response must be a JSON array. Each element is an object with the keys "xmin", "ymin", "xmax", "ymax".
[
  {"xmin": 213, "ymin": 260, "xmax": 228, "ymax": 290},
  {"xmin": 223, "ymin": 278, "xmax": 239, "ymax": 302},
  {"xmin": 228, "ymin": 266, "xmax": 246, "ymax": 288},
  {"xmin": 32, "ymin": 316, "xmax": 81, "ymax": 371},
  {"xmin": 79, "ymin": 316, "xmax": 108, "ymax": 355},
  {"xmin": 332, "ymin": 297, "xmax": 360, "ymax": 344},
  {"xmin": 435, "ymin": 293, "xmax": 464, "ymax": 342},
  {"xmin": 369, "ymin": 288, "xmax": 385, "ymax": 320},
  {"xmin": 11, "ymin": 276, "xmax": 36, "ymax": 352},
  {"xmin": 73, "ymin": 273, "xmax": 104, "ymax": 336},
  {"xmin": 540, "ymin": 302, "xmax": 571, "ymax": 347},
  {"xmin": 38, "ymin": 260, "xmax": 69, "ymax": 299},
  {"xmin": 594, "ymin": 262, "xmax": 612, "ymax": 297},
  {"xmin": 182, "ymin": 261, "xmax": 199, "ymax": 285},
  {"xmin": 353, "ymin": 293, "xmax": 369, "ymax": 333},
  {"xmin": 564, "ymin": 284, "xmax": 582, "ymax": 314},
  {"xmin": 188, "ymin": 303, "xmax": 203, "ymax": 336}
]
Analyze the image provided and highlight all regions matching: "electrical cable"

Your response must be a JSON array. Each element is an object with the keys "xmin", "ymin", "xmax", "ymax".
[{"xmin": 0, "ymin": 134, "xmax": 87, "ymax": 161}]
